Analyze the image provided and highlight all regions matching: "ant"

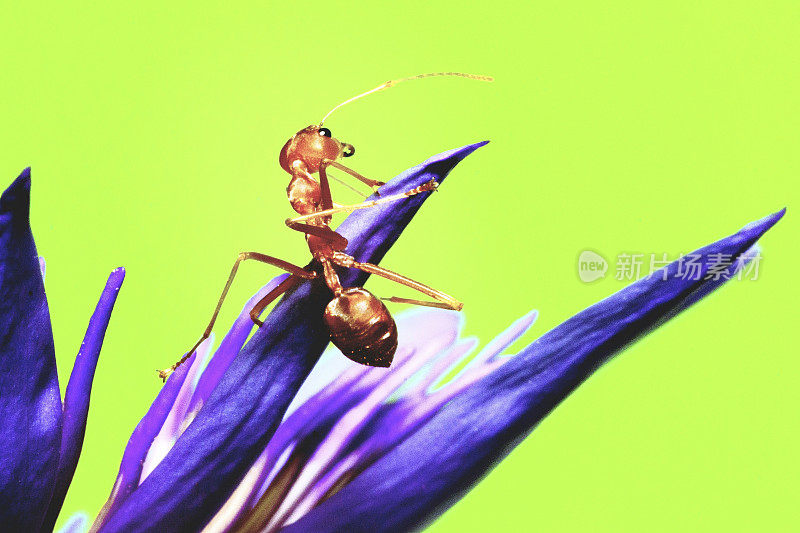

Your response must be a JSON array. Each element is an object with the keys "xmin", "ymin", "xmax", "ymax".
[{"xmin": 158, "ymin": 72, "xmax": 492, "ymax": 381}]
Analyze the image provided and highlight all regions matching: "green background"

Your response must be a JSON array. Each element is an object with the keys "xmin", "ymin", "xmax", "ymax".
[{"xmin": 2, "ymin": 2, "xmax": 797, "ymax": 531}]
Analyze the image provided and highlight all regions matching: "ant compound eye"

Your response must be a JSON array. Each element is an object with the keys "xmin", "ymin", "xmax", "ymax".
[
  {"xmin": 318, "ymin": 127, "xmax": 332, "ymax": 137},
  {"xmin": 342, "ymin": 143, "xmax": 355, "ymax": 157}
]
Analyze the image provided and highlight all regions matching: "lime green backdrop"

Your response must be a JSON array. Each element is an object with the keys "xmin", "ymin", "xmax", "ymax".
[{"xmin": 2, "ymin": 2, "xmax": 797, "ymax": 531}]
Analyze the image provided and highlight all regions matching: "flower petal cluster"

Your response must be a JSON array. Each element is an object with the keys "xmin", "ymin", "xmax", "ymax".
[
  {"xmin": 88, "ymin": 144, "xmax": 782, "ymax": 532},
  {"xmin": 0, "ymin": 151, "xmax": 784, "ymax": 533},
  {"xmin": 0, "ymin": 169, "xmax": 124, "ymax": 532},
  {"xmin": 96, "ymin": 143, "xmax": 488, "ymax": 532}
]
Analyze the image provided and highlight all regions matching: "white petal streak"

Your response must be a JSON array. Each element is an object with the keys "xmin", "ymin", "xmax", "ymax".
[{"xmin": 140, "ymin": 337, "xmax": 213, "ymax": 483}]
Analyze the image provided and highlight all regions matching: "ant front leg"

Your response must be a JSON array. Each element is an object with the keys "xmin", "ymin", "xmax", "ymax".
[
  {"xmin": 157, "ymin": 252, "xmax": 316, "ymax": 382},
  {"xmin": 287, "ymin": 179, "xmax": 439, "ymax": 225},
  {"xmin": 313, "ymin": 158, "xmax": 379, "ymax": 214},
  {"xmin": 331, "ymin": 252, "xmax": 463, "ymax": 311},
  {"xmin": 320, "ymin": 159, "xmax": 386, "ymax": 198}
]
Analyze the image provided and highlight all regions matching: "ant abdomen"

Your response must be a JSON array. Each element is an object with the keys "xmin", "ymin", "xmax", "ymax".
[{"xmin": 323, "ymin": 287, "xmax": 397, "ymax": 367}]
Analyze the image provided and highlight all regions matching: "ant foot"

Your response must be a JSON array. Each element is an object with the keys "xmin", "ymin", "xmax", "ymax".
[
  {"xmin": 157, "ymin": 368, "xmax": 172, "ymax": 382},
  {"xmin": 418, "ymin": 179, "xmax": 439, "ymax": 193}
]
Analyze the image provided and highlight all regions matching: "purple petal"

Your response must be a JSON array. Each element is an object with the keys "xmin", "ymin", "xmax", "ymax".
[
  {"xmin": 198, "ymin": 312, "xmax": 465, "ymax": 531},
  {"xmin": 293, "ymin": 313, "xmax": 535, "ymax": 519},
  {"xmin": 139, "ymin": 338, "xmax": 214, "ymax": 480},
  {"xmin": 91, "ymin": 361, "xmax": 191, "ymax": 528},
  {"xmin": 98, "ymin": 142, "xmax": 487, "ymax": 532},
  {"xmin": 264, "ymin": 312, "xmax": 462, "ymax": 529},
  {"xmin": 41, "ymin": 267, "xmax": 126, "ymax": 531},
  {"xmin": 208, "ymin": 309, "xmax": 533, "ymax": 532},
  {"xmin": 337, "ymin": 142, "xmax": 488, "ymax": 274},
  {"xmin": 186, "ymin": 274, "xmax": 291, "ymax": 417},
  {"xmin": 0, "ymin": 169, "xmax": 62, "ymax": 531},
  {"xmin": 283, "ymin": 209, "xmax": 785, "ymax": 533}
]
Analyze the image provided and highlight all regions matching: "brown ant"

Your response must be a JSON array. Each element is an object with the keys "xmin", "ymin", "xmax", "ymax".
[{"xmin": 158, "ymin": 73, "xmax": 492, "ymax": 381}]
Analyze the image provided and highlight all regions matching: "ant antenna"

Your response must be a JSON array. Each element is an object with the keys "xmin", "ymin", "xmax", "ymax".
[{"xmin": 319, "ymin": 72, "xmax": 494, "ymax": 125}]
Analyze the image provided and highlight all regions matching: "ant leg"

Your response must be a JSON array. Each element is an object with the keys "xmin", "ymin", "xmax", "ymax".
[
  {"xmin": 157, "ymin": 252, "xmax": 315, "ymax": 382},
  {"xmin": 327, "ymin": 175, "xmax": 370, "ymax": 199},
  {"xmin": 320, "ymin": 256, "xmax": 344, "ymax": 295},
  {"xmin": 317, "ymin": 161, "xmax": 334, "ymax": 211},
  {"xmin": 248, "ymin": 274, "xmax": 304, "ymax": 326},
  {"xmin": 314, "ymin": 159, "xmax": 382, "ymax": 213},
  {"xmin": 284, "ymin": 220, "xmax": 348, "ymax": 250},
  {"xmin": 330, "ymin": 252, "xmax": 463, "ymax": 311},
  {"xmin": 321, "ymin": 160, "xmax": 386, "ymax": 194},
  {"xmin": 286, "ymin": 179, "xmax": 439, "ymax": 225}
]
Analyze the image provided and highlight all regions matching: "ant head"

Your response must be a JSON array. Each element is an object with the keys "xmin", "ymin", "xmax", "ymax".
[{"xmin": 279, "ymin": 125, "xmax": 355, "ymax": 174}]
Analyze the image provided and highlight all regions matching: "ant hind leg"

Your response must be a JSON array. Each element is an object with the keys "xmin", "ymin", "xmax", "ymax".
[
  {"xmin": 157, "ymin": 252, "xmax": 315, "ymax": 382},
  {"xmin": 249, "ymin": 274, "xmax": 304, "ymax": 327},
  {"xmin": 330, "ymin": 252, "xmax": 463, "ymax": 312}
]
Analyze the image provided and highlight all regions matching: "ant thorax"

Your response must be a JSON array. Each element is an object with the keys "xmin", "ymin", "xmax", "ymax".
[{"xmin": 286, "ymin": 172, "xmax": 322, "ymax": 217}]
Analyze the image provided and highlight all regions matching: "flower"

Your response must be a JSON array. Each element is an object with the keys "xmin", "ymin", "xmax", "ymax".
[
  {"xmin": 82, "ymin": 144, "xmax": 783, "ymax": 533},
  {"xmin": 0, "ymin": 168, "xmax": 125, "ymax": 532},
  {"xmin": 202, "ymin": 307, "xmax": 536, "ymax": 533}
]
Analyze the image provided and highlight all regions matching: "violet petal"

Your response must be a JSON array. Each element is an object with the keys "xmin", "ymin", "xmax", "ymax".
[
  {"xmin": 0, "ymin": 169, "xmax": 62, "ymax": 531},
  {"xmin": 91, "ymin": 361, "xmax": 191, "ymax": 529},
  {"xmin": 41, "ymin": 267, "xmax": 126, "ymax": 531},
  {"xmin": 283, "ymin": 208, "xmax": 785, "ymax": 533},
  {"xmin": 187, "ymin": 274, "xmax": 291, "ymax": 416},
  {"xmin": 98, "ymin": 142, "xmax": 487, "ymax": 532}
]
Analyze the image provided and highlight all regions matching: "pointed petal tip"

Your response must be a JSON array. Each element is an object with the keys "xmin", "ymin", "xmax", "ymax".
[
  {"xmin": 509, "ymin": 308, "xmax": 538, "ymax": 328},
  {"xmin": 741, "ymin": 207, "xmax": 786, "ymax": 236},
  {"xmin": 424, "ymin": 140, "xmax": 489, "ymax": 166},
  {"xmin": 521, "ymin": 309, "xmax": 539, "ymax": 326},
  {"xmin": 762, "ymin": 206, "xmax": 786, "ymax": 224},
  {"xmin": 10, "ymin": 167, "xmax": 31, "ymax": 189},
  {"xmin": 464, "ymin": 140, "xmax": 490, "ymax": 155},
  {"xmin": 1, "ymin": 167, "xmax": 33, "ymax": 213}
]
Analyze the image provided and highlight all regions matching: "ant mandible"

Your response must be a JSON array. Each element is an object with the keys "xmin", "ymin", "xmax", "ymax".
[{"xmin": 158, "ymin": 72, "xmax": 493, "ymax": 381}]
